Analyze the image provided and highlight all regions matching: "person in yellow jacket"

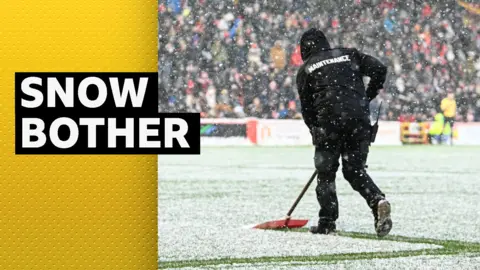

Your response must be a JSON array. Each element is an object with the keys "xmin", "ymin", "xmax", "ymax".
[
  {"xmin": 428, "ymin": 112, "xmax": 452, "ymax": 145},
  {"xmin": 440, "ymin": 92, "xmax": 456, "ymax": 144}
]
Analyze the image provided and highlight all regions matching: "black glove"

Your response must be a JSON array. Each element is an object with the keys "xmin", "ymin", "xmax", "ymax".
[{"xmin": 366, "ymin": 86, "xmax": 381, "ymax": 102}]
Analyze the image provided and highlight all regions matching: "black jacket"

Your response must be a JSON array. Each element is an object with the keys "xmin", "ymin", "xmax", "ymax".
[{"xmin": 296, "ymin": 28, "xmax": 387, "ymax": 129}]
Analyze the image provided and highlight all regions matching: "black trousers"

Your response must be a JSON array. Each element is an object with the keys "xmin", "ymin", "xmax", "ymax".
[
  {"xmin": 312, "ymin": 118, "xmax": 385, "ymax": 225},
  {"xmin": 443, "ymin": 116, "xmax": 455, "ymax": 140}
]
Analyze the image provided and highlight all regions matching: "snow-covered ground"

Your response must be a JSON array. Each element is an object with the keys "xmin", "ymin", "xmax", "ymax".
[
  {"xmin": 171, "ymin": 255, "xmax": 480, "ymax": 270},
  {"xmin": 158, "ymin": 146, "xmax": 480, "ymax": 267}
]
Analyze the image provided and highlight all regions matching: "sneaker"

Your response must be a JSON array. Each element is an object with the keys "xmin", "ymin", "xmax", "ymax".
[
  {"xmin": 373, "ymin": 199, "xmax": 392, "ymax": 237},
  {"xmin": 309, "ymin": 222, "xmax": 337, "ymax": 235}
]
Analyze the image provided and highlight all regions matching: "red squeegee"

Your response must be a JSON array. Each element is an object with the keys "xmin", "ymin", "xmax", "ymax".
[{"xmin": 253, "ymin": 170, "xmax": 317, "ymax": 230}]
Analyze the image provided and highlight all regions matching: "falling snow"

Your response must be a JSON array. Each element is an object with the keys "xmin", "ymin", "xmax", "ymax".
[
  {"xmin": 157, "ymin": 0, "xmax": 480, "ymax": 268},
  {"xmin": 158, "ymin": 146, "xmax": 480, "ymax": 267},
  {"xmin": 158, "ymin": 0, "xmax": 480, "ymax": 122}
]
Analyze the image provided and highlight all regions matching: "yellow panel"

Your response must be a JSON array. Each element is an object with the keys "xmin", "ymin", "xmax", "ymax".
[{"xmin": 0, "ymin": 1, "xmax": 157, "ymax": 269}]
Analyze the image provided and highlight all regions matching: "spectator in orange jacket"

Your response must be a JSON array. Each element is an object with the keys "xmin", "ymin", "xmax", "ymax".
[{"xmin": 270, "ymin": 40, "xmax": 286, "ymax": 70}]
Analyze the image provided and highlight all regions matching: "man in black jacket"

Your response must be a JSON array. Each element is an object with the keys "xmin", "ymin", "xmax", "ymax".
[{"xmin": 296, "ymin": 28, "xmax": 392, "ymax": 237}]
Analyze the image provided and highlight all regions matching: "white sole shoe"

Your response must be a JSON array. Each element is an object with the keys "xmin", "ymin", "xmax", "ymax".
[{"xmin": 375, "ymin": 199, "xmax": 392, "ymax": 237}]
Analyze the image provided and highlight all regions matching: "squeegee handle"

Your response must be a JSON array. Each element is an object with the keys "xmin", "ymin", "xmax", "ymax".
[{"xmin": 286, "ymin": 170, "xmax": 318, "ymax": 218}]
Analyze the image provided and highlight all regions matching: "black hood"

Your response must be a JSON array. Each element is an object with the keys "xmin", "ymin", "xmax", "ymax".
[{"xmin": 300, "ymin": 28, "xmax": 331, "ymax": 61}]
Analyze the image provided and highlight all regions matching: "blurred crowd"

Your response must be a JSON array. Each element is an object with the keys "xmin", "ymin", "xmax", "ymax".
[{"xmin": 158, "ymin": 0, "xmax": 480, "ymax": 122}]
